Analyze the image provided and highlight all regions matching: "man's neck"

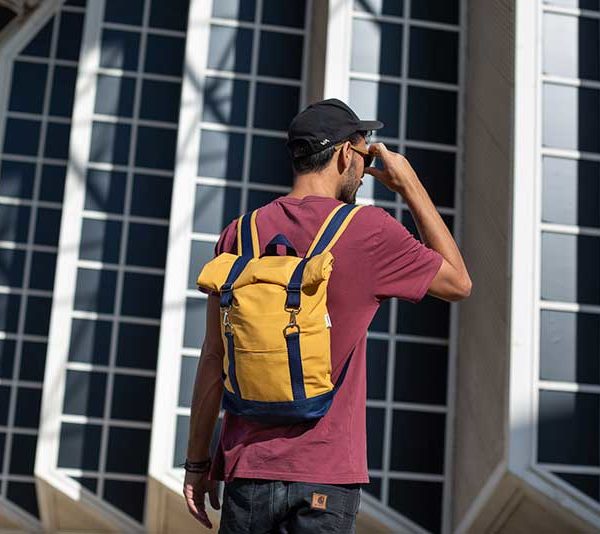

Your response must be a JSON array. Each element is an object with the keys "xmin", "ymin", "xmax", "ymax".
[{"xmin": 285, "ymin": 172, "xmax": 339, "ymax": 200}]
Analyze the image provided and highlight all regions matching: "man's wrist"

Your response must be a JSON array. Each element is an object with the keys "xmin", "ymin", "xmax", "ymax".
[{"xmin": 183, "ymin": 457, "xmax": 212, "ymax": 473}]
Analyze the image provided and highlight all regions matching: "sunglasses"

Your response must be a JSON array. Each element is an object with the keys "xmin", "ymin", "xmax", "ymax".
[{"xmin": 333, "ymin": 142, "xmax": 375, "ymax": 168}]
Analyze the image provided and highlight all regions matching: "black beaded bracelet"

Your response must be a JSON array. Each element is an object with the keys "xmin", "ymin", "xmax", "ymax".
[{"xmin": 181, "ymin": 458, "xmax": 211, "ymax": 473}]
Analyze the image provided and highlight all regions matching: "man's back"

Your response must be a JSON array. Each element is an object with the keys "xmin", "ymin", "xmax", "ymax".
[{"xmin": 209, "ymin": 194, "xmax": 443, "ymax": 484}]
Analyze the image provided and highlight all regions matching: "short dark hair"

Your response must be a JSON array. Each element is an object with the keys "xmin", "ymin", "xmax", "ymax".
[{"xmin": 290, "ymin": 130, "xmax": 368, "ymax": 175}]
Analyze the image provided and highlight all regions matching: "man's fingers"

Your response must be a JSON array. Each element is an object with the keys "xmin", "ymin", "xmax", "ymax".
[
  {"xmin": 196, "ymin": 508, "xmax": 213, "ymax": 529},
  {"xmin": 363, "ymin": 166, "xmax": 384, "ymax": 180},
  {"xmin": 208, "ymin": 486, "xmax": 221, "ymax": 510}
]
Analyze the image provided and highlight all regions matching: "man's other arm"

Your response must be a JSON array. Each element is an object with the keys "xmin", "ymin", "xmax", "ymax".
[
  {"xmin": 187, "ymin": 294, "xmax": 223, "ymax": 461},
  {"xmin": 366, "ymin": 143, "xmax": 472, "ymax": 302}
]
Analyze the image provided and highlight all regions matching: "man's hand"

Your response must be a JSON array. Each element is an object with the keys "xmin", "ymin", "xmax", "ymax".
[
  {"xmin": 363, "ymin": 142, "xmax": 418, "ymax": 193},
  {"xmin": 183, "ymin": 470, "xmax": 220, "ymax": 529}
]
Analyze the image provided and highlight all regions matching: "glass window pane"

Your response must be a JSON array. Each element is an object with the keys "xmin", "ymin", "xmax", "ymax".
[
  {"xmin": 103, "ymin": 480, "xmax": 146, "ymax": 522},
  {"xmin": 56, "ymin": 12, "xmax": 84, "ymax": 61},
  {"xmin": 116, "ymin": 322, "xmax": 159, "ymax": 369},
  {"xmin": 253, "ymin": 83, "xmax": 299, "ymax": 131},
  {"xmin": 0, "ymin": 387, "xmax": 9, "ymax": 424},
  {"xmin": 111, "ymin": 374, "xmax": 154, "ymax": 421},
  {"xmin": 74, "ymin": 268, "xmax": 117, "ymax": 314},
  {"xmin": 29, "ymin": 250, "xmax": 57, "ymax": 291},
  {"xmin": 139, "ymin": 79, "xmax": 181, "ymax": 123},
  {"xmin": 106, "ymin": 427, "xmax": 150, "ymax": 473},
  {"xmin": 44, "ymin": 122, "xmax": 71, "ymax": 160},
  {"xmin": 366, "ymin": 339, "xmax": 387, "ymax": 400},
  {"xmin": 63, "ymin": 370, "xmax": 107, "ymax": 417},
  {"xmin": 50, "ymin": 65, "xmax": 78, "ymax": 117},
  {"xmin": 207, "ymin": 25, "xmax": 253, "ymax": 74},
  {"xmin": 388, "ymin": 479, "xmax": 443, "ymax": 533},
  {"xmin": 19, "ymin": 341, "xmax": 47, "ymax": 382},
  {"xmin": 178, "ymin": 356, "xmax": 197, "ymax": 407},
  {"xmin": 135, "ymin": 126, "xmax": 177, "ymax": 170},
  {"xmin": 212, "ymin": 0, "xmax": 256, "ymax": 21},
  {"xmin": 538, "ymin": 390, "xmax": 599, "ymax": 465},
  {"xmin": 120, "ymin": 272, "xmax": 163, "ymax": 318},
  {"xmin": 390, "ymin": 410, "xmax": 445, "ymax": 473},
  {"xmin": 21, "ymin": 18, "xmax": 53, "ymax": 57},
  {"xmin": 24, "ymin": 295, "xmax": 52, "ymax": 337},
  {"xmin": 13, "ymin": 387, "xmax": 42, "ymax": 428},
  {"xmin": 411, "ymin": 0, "xmax": 459, "ymax": 25},
  {"xmin": 366, "ymin": 407, "xmax": 384, "ymax": 469},
  {"xmin": 173, "ymin": 414, "xmax": 189, "ymax": 467},
  {"xmin": 6, "ymin": 482, "xmax": 39, "ymax": 519},
  {"xmin": 249, "ymin": 136, "xmax": 293, "ymax": 186},
  {"xmin": 130, "ymin": 174, "xmax": 172, "ymax": 219},
  {"xmin": 544, "ymin": 0, "xmax": 599, "ymax": 9},
  {"xmin": 261, "ymin": 0, "xmax": 305, "ymax": 28},
  {"xmin": 104, "ymin": 0, "xmax": 144, "ymax": 26},
  {"xmin": 543, "ymin": 83, "xmax": 600, "ymax": 153},
  {"xmin": 3, "ymin": 118, "xmax": 41, "ymax": 156},
  {"xmin": 34, "ymin": 207, "xmax": 61, "ymax": 246},
  {"xmin": 0, "ymin": 248, "xmax": 25, "ymax": 287},
  {"xmin": 364, "ymin": 477, "xmax": 381, "ymax": 499},
  {"xmin": 202, "ymin": 77, "xmax": 249, "ymax": 127},
  {"xmin": 409, "ymin": 27, "xmax": 458, "ymax": 84},
  {"xmin": 369, "ymin": 298, "xmax": 390, "ymax": 332},
  {"xmin": 349, "ymin": 79, "xmax": 400, "ymax": 138},
  {"xmin": 353, "ymin": 0, "xmax": 403, "ymax": 16},
  {"xmin": 540, "ymin": 310, "xmax": 600, "ymax": 385},
  {"xmin": 149, "ymin": 0, "xmax": 190, "ymax": 31},
  {"xmin": 9, "ymin": 433, "xmax": 36, "ymax": 475},
  {"xmin": 95, "ymin": 75, "xmax": 136, "ymax": 118},
  {"xmin": 68, "ymin": 318, "xmax": 112, "ymax": 365},
  {"xmin": 39, "ymin": 164, "xmax": 67, "ymax": 203},
  {"xmin": 80, "ymin": 218, "xmax": 122, "ymax": 264},
  {"xmin": 247, "ymin": 189, "xmax": 283, "ymax": 210},
  {"xmin": 542, "ymin": 157, "xmax": 600, "ymax": 228},
  {"xmin": 193, "ymin": 185, "xmax": 241, "ymax": 234},
  {"xmin": 144, "ymin": 35, "xmax": 185, "ymax": 77},
  {"xmin": 0, "ymin": 339, "xmax": 16, "ymax": 379},
  {"xmin": 351, "ymin": 19, "xmax": 403, "ymax": 76},
  {"xmin": 126, "ymin": 222, "xmax": 168, "ymax": 268},
  {"xmin": 71, "ymin": 476, "xmax": 98, "ymax": 493},
  {"xmin": 404, "ymin": 147, "xmax": 455, "ymax": 208},
  {"xmin": 58, "ymin": 422, "xmax": 102, "ymax": 470},
  {"xmin": 394, "ymin": 342, "xmax": 448, "ymax": 404},
  {"xmin": 407, "ymin": 86, "xmax": 457, "ymax": 144},
  {"xmin": 189, "ymin": 240, "xmax": 215, "ymax": 289},
  {"xmin": 100, "ymin": 29, "xmax": 140, "ymax": 71},
  {"xmin": 0, "ymin": 161, "xmax": 35, "ymax": 199},
  {"xmin": 541, "ymin": 232, "xmax": 600, "ymax": 304},
  {"xmin": 84, "ymin": 169, "xmax": 127, "ymax": 214},
  {"xmin": 198, "ymin": 130, "xmax": 245, "ymax": 180},
  {"xmin": 258, "ymin": 31, "xmax": 303, "ymax": 79},
  {"xmin": 553, "ymin": 472, "xmax": 600, "ymax": 502},
  {"xmin": 0, "ymin": 294, "xmax": 21, "ymax": 333},
  {"xmin": 397, "ymin": 295, "xmax": 450, "ymax": 338},
  {"xmin": 89, "ymin": 121, "xmax": 131, "ymax": 165},
  {"xmin": 9, "ymin": 62, "xmax": 47, "ymax": 113},
  {"xmin": 184, "ymin": 297, "xmax": 206, "ymax": 348}
]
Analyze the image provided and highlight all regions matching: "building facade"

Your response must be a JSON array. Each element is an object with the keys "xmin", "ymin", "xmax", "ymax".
[{"xmin": 0, "ymin": 0, "xmax": 597, "ymax": 532}]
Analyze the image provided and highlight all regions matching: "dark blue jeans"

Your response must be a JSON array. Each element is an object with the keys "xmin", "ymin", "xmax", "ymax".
[{"xmin": 218, "ymin": 478, "xmax": 361, "ymax": 533}]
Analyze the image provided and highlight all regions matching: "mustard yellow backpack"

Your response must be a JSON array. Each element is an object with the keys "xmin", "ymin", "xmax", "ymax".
[{"xmin": 196, "ymin": 202, "xmax": 363, "ymax": 424}]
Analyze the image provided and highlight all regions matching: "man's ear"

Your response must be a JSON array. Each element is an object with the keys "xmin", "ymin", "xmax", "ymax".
[{"xmin": 336, "ymin": 142, "xmax": 351, "ymax": 174}]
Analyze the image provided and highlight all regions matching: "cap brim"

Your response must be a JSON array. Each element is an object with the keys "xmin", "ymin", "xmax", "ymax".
[{"xmin": 357, "ymin": 120, "xmax": 384, "ymax": 131}]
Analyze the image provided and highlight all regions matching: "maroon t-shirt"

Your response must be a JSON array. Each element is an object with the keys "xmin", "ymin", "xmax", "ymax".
[{"xmin": 207, "ymin": 194, "xmax": 443, "ymax": 484}]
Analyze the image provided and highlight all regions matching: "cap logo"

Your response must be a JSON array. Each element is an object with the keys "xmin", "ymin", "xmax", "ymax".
[{"xmin": 319, "ymin": 138, "xmax": 330, "ymax": 145}]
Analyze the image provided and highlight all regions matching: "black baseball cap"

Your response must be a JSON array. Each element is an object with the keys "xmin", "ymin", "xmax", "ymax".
[{"xmin": 286, "ymin": 98, "xmax": 384, "ymax": 158}]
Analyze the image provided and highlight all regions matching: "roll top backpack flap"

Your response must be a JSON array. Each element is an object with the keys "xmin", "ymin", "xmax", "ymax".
[{"xmin": 207, "ymin": 202, "xmax": 364, "ymax": 424}]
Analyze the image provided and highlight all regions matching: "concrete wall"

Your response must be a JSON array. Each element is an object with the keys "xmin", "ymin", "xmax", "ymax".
[{"xmin": 452, "ymin": 0, "xmax": 515, "ymax": 528}]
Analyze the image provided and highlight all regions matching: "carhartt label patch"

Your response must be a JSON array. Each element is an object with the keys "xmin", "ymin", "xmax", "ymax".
[{"xmin": 311, "ymin": 492, "xmax": 328, "ymax": 510}]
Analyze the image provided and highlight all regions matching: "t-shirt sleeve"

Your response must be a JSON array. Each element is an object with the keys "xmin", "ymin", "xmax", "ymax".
[
  {"xmin": 371, "ymin": 210, "xmax": 443, "ymax": 303},
  {"xmin": 197, "ymin": 218, "xmax": 238, "ymax": 296}
]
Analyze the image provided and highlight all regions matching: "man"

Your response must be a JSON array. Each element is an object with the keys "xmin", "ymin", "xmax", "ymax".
[{"xmin": 183, "ymin": 99, "xmax": 472, "ymax": 532}]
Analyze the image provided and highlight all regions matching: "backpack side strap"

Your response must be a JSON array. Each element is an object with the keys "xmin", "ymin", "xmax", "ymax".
[
  {"xmin": 236, "ymin": 209, "xmax": 260, "ymax": 258},
  {"xmin": 285, "ymin": 203, "xmax": 364, "ymax": 309}
]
